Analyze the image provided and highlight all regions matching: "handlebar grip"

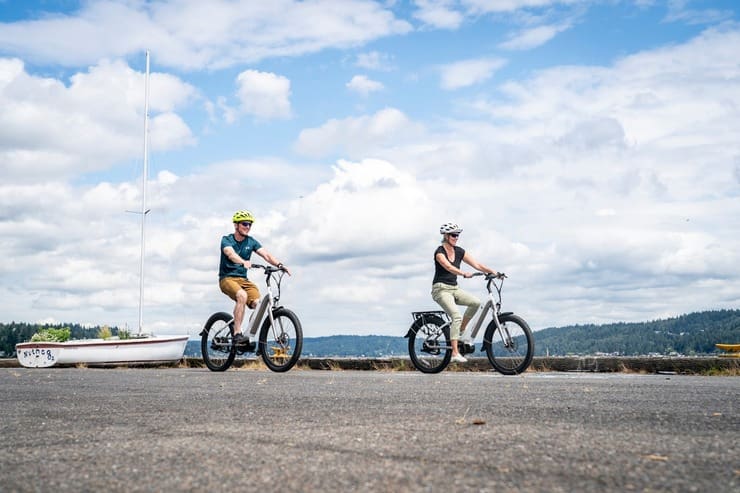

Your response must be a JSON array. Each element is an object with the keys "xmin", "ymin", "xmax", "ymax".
[{"xmin": 470, "ymin": 272, "xmax": 485, "ymax": 277}]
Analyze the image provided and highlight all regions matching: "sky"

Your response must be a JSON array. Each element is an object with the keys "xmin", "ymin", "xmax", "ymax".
[{"xmin": 1, "ymin": 0, "xmax": 739, "ymax": 338}]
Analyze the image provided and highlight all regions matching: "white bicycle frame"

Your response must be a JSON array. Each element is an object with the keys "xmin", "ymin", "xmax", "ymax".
[
  {"xmin": 242, "ymin": 270, "xmax": 278, "ymax": 339},
  {"xmin": 435, "ymin": 275, "xmax": 506, "ymax": 345},
  {"xmin": 461, "ymin": 296, "xmax": 498, "ymax": 344}
]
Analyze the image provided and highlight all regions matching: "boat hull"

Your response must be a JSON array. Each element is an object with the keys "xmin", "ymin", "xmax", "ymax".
[{"xmin": 16, "ymin": 335, "xmax": 189, "ymax": 368}]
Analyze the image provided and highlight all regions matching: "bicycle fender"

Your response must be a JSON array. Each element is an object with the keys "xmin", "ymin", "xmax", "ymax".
[
  {"xmin": 404, "ymin": 313, "xmax": 446, "ymax": 338},
  {"xmin": 200, "ymin": 312, "xmax": 233, "ymax": 336}
]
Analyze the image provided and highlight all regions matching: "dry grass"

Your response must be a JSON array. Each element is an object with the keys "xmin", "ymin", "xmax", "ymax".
[
  {"xmin": 176, "ymin": 356, "xmax": 738, "ymax": 375},
  {"xmin": 702, "ymin": 365, "xmax": 740, "ymax": 376},
  {"xmin": 370, "ymin": 359, "xmax": 409, "ymax": 372},
  {"xmin": 233, "ymin": 359, "xmax": 267, "ymax": 371}
]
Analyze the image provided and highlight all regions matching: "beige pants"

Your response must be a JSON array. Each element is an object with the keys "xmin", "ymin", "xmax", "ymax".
[{"xmin": 431, "ymin": 283, "xmax": 481, "ymax": 340}]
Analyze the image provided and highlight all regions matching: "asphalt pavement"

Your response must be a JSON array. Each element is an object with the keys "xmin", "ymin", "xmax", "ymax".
[{"xmin": 1, "ymin": 368, "xmax": 738, "ymax": 492}]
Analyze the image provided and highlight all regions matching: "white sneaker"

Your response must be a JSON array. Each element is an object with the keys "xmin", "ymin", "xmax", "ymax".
[{"xmin": 451, "ymin": 354, "xmax": 468, "ymax": 363}]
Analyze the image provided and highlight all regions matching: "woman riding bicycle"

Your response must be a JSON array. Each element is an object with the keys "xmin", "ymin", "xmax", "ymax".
[{"xmin": 432, "ymin": 223, "xmax": 500, "ymax": 363}]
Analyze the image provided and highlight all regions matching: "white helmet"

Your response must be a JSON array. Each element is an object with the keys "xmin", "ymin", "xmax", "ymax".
[{"xmin": 439, "ymin": 222, "xmax": 462, "ymax": 234}]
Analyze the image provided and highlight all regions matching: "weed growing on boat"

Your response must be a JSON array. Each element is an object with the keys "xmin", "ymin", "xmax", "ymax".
[{"xmin": 30, "ymin": 327, "xmax": 71, "ymax": 342}]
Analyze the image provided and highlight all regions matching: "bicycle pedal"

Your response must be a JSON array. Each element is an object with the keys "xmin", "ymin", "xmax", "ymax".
[{"xmin": 211, "ymin": 339, "xmax": 230, "ymax": 353}]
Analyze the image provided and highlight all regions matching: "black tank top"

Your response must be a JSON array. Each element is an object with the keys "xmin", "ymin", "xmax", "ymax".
[{"xmin": 433, "ymin": 245, "xmax": 464, "ymax": 286}]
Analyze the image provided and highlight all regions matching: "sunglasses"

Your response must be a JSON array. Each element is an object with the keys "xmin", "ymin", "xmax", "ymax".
[
  {"xmin": 239, "ymin": 221, "xmax": 252, "ymax": 227},
  {"xmin": 448, "ymin": 233, "xmax": 460, "ymax": 238}
]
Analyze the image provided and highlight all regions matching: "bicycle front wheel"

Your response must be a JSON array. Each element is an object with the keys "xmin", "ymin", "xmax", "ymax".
[
  {"xmin": 407, "ymin": 314, "xmax": 451, "ymax": 374},
  {"xmin": 484, "ymin": 313, "xmax": 534, "ymax": 375},
  {"xmin": 258, "ymin": 308, "xmax": 302, "ymax": 372},
  {"xmin": 201, "ymin": 312, "xmax": 236, "ymax": 372}
]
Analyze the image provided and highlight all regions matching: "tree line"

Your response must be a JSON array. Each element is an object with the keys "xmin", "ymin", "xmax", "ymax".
[
  {"xmin": 0, "ymin": 322, "xmax": 122, "ymax": 357},
  {"xmin": 533, "ymin": 309, "xmax": 740, "ymax": 356},
  {"xmin": 4, "ymin": 309, "xmax": 740, "ymax": 358},
  {"xmin": 184, "ymin": 309, "xmax": 740, "ymax": 357}
]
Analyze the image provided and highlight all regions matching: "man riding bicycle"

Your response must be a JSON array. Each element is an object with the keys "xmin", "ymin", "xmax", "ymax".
[{"xmin": 219, "ymin": 210, "xmax": 290, "ymax": 347}]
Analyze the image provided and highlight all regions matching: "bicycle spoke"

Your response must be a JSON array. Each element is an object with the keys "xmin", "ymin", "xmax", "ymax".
[
  {"xmin": 201, "ymin": 312, "xmax": 236, "ymax": 371},
  {"xmin": 485, "ymin": 314, "xmax": 534, "ymax": 375},
  {"xmin": 259, "ymin": 308, "xmax": 302, "ymax": 372}
]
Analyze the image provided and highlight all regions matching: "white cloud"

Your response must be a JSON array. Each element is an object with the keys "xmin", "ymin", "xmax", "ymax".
[
  {"xmin": 0, "ymin": 57, "xmax": 195, "ymax": 182},
  {"xmin": 346, "ymin": 74, "xmax": 384, "ymax": 96},
  {"xmin": 499, "ymin": 22, "xmax": 572, "ymax": 50},
  {"xmin": 294, "ymin": 108, "xmax": 423, "ymax": 158},
  {"xmin": 0, "ymin": 0, "xmax": 413, "ymax": 70},
  {"xmin": 413, "ymin": 0, "xmax": 464, "ymax": 29},
  {"xmin": 236, "ymin": 70, "xmax": 292, "ymax": 119},
  {"xmin": 355, "ymin": 51, "xmax": 394, "ymax": 71},
  {"xmin": 0, "ymin": 155, "xmax": 327, "ymax": 335},
  {"xmin": 439, "ymin": 57, "xmax": 507, "ymax": 90},
  {"xmin": 664, "ymin": 0, "xmax": 735, "ymax": 25},
  {"xmin": 289, "ymin": 24, "xmax": 740, "ymax": 331},
  {"xmin": 461, "ymin": 0, "xmax": 572, "ymax": 15},
  {"xmin": 282, "ymin": 158, "xmax": 433, "ymax": 261},
  {"xmin": 2, "ymin": 7, "xmax": 740, "ymax": 338}
]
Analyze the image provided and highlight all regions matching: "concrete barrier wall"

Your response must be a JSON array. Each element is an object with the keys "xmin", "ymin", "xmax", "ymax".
[
  {"xmin": 188, "ymin": 355, "xmax": 739, "ymax": 373},
  {"xmin": 1, "ymin": 356, "xmax": 737, "ymax": 373}
]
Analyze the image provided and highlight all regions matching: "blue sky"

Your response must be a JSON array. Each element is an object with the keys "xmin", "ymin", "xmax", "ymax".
[{"xmin": 1, "ymin": 0, "xmax": 739, "ymax": 338}]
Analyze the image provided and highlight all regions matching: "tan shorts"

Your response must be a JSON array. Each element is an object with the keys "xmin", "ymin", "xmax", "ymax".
[{"xmin": 219, "ymin": 277, "xmax": 260, "ymax": 305}]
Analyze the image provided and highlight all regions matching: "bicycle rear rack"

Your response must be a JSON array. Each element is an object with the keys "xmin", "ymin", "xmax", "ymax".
[{"xmin": 411, "ymin": 311, "xmax": 449, "ymax": 323}]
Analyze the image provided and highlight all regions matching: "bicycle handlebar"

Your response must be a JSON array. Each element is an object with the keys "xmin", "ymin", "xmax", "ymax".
[
  {"xmin": 250, "ymin": 264, "xmax": 286, "ymax": 273},
  {"xmin": 470, "ymin": 272, "xmax": 506, "ymax": 279}
]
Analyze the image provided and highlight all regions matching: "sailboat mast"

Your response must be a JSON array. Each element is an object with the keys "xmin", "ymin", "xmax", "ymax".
[{"xmin": 138, "ymin": 50, "xmax": 151, "ymax": 335}]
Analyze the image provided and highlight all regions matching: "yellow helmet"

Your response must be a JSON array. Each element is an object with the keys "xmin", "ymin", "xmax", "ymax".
[{"xmin": 232, "ymin": 210, "xmax": 255, "ymax": 223}]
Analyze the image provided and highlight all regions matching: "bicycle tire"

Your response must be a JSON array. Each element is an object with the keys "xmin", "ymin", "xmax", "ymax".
[
  {"xmin": 258, "ymin": 307, "xmax": 303, "ymax": 372},
  {"xmin": 484, "ymin": 313, "xmax": 534, "ymax": 375},
  {"xmin": 407, "ymin": 314, "xmax": 451, "ymax": 373},
  {"xmin": 201, "ymin": 311, "xmax": 236, "ymax": 372}
]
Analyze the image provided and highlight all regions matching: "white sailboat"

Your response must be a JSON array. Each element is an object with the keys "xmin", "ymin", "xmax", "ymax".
[{"xmin": 17, "ymin": 51, "xmax": 188, "ymax": 368}]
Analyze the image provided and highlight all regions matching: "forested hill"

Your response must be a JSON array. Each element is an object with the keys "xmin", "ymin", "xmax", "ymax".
[
  {"xmin": 533, "ymin": 309, "xmax": 740, "ymax": 356},
  {"xmin": 188, "ymin": 309, "xmax": 739, "ymax": 357},
  {"xmin": 293, "ymin": 309, "xmax": 740, "ymax": 357}
]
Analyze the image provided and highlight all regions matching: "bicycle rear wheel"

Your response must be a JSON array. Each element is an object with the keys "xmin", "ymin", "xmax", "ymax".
[
  {"xmin": 407, "ymin": 315, "xmax": 451, "ymax": 373},
  {"xmin": 484, "ymin": 313, "xmax": 534, "ymax": 375},
  {"xmin": 258, "ymin": 308, "xmax": 302, "ymax": 372},
  {"xmin": 201, "ymin": 312, "xmax": 236, "ymax": 372}
]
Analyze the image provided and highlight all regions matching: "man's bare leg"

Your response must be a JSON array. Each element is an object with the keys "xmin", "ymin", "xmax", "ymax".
[{"xmin": 233, "ymin": 289, "xmax": 247, "ymax": 334}]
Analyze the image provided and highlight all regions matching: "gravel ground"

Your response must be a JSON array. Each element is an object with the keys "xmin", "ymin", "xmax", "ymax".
[{"xmin": 1, "ymin": 368, "xmax": 738, "ymax": 492}]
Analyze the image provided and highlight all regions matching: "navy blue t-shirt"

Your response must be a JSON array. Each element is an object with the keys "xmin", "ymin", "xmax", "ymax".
[{"xmin": 219, "ymin": 234, "xmax": 262, "ymax": 279}]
